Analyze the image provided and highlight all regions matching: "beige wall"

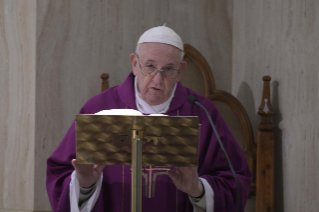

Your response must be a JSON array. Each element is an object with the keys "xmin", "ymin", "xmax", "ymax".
[
  {"xmin": 0, "ymin": 0, "xmax": 36, "ymax": 210},
  {"xmin": 233, "ymin": 0, "xmax": 319, "ymax": 211}
]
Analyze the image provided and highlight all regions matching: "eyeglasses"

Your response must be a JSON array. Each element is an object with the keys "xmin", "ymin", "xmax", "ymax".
[{"xmin": 136, "ymin": 54, "xmax": 181, "ymax": 79}]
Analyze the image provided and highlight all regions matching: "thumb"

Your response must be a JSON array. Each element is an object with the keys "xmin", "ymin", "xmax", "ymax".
[{"xmin": 71, "ymin": 159, "xmax": 78, "ymax": 170}]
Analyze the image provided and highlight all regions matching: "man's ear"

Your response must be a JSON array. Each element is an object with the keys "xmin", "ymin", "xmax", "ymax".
[
  {"xmin": 176, "ymin": 61, "xmax": 187, "ymax": 81},
  {"xmin": 130, "ymin": 53, "xmax": 138, "ymax": 76}
]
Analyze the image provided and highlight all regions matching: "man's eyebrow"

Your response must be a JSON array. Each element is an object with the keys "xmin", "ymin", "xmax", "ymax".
[
  {"xmin": 165, "ymin": 63, "xmax": 175, "ymax": 66},
  {"xmin": 144, "ymin": 60, "xmax": 176, "ymax": 66}
]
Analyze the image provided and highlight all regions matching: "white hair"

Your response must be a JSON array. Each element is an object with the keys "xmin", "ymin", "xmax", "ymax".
[{"xmin": 135, "ymin": 43, "xmax": 184, "ymax": 61}]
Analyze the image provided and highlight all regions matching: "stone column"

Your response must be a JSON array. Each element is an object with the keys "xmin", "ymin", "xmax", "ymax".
[{"xmin": 0, "ymin": 0, "xmax": 37, "ymax": 211}]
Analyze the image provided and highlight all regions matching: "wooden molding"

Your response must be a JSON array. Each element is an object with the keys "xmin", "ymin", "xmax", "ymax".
[
  {"xmin": 256, "ymin": 76, "xmax": 275, "ymax": 212},
  {"xmin": 258, "ymin": 76, "xmax": 275, "ymax": 130},
  {"xmin": 101, "ymin": 73, "xmax": 109, "ymax": 92},
  {"xmin": 183, "ymin": 44, "xmax": 216, "ymax": 97}
]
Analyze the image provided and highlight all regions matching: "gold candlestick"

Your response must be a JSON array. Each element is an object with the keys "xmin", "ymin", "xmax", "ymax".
[{"xmin": 130, "ymin": 130, "xmax": 145, "ymax": 212}]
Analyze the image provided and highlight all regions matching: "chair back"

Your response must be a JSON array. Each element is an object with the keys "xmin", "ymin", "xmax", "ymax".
[{"xmin": 180, "ymin": 44, "xmax": 257, "ymax": 211}]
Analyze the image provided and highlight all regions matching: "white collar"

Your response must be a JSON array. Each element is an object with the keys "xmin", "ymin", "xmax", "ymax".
[{"xmin": 134, "ymin": 77, "xmax": 177, "ymax": 114}]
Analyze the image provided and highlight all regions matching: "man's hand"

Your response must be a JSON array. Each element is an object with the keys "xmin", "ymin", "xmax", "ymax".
[
  {"xmin": 71, "ymin": 159, "xmax": 106, "ymax": 188},
  {"xmin": 167, "ymin": 167, "xmax": 203, "ymax": 197}
]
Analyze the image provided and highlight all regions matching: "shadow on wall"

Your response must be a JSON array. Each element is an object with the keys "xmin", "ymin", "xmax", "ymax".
[
  {"xmin": 236, "ymin": 80, "xmax": 284, "ymax": 212},
  {"xmin": 272, "ymin": 81, "xmax": 284, "ymax": 212},
  {"xmin": 236, "ymin": 82, "xmax": 258, "ymax": 140},
  {"xmin": 236, "ymin": 82, "xmax": 257, "ymax": 212}
]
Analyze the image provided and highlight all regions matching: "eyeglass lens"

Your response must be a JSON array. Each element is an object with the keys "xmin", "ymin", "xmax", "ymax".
[{"xmin": 142, "ymin": 67, "xmax": 178, "ymax": 78}]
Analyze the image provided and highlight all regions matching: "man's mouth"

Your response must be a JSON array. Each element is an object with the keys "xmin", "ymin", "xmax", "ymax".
[{"xmin": 150, "ymin": 87, "xmax": 162, "ymax": 91}]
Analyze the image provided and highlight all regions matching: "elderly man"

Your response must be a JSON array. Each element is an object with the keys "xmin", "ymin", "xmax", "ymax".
[{"xmin": 46, "ymin": 26, "xmax": 252, "ymax": 212}]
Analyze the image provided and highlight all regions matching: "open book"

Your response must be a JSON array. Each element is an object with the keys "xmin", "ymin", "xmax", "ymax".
[{"xmin": 94, "ymin": 109, "xmax": 167, "ymax": 116}]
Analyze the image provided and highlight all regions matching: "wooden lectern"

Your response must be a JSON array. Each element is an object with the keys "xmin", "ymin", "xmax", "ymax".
[{"xmin": 76, "ymin": 115, "xmax": 199, "ymax": 212}]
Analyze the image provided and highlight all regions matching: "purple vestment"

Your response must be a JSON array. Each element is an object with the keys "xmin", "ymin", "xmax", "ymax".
[{"xmin": 47, "ymin": 73, "xmax": 252, "ymax": 212}]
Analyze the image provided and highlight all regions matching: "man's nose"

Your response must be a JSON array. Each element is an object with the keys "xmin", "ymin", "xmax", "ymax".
[{"xmin": 152, "ymin": 70, "xmax": 164, "ymax": 83}]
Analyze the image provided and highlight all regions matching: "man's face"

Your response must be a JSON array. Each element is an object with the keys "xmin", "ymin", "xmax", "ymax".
[{"xmin": 130, "ymin": 43, "xmax": 187, "ymax": 106}]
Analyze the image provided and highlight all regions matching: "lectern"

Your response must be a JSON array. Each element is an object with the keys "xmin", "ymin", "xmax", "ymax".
[{"xmin": 76, "ymin": 114, "xmax": 199, "ymax": 212}]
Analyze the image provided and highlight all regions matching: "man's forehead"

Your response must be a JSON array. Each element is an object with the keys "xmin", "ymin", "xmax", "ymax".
[{"xmin": 138, "ymin": 43, "xmax": 181, "ymax": 59}]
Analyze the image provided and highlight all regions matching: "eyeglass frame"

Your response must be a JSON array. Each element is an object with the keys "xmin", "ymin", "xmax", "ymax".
[{"xmin": 135, "ymin": 53, "xmax": 182, "ymax": 79}]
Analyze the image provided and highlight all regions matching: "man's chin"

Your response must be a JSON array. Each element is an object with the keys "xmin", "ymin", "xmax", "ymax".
[
  {"xmin": 146, "ymin": 100, "xmax": 163, "ymax": 106},
  {"xmin": 144, "ymin": 97, "xmax": 166, "ymax": 106}
]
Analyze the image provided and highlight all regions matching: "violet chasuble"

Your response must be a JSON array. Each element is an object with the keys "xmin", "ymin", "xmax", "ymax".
[{"xmin": 46, "ymin": 72, "xmax": 252, "ymax": 212}]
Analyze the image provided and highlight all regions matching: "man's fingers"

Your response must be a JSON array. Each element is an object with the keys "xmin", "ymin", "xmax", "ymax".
[
  {"xmin": 167, "ymin": 170, "xmax": 178, "ymax": 182},
  {"xmin": 71, "ymin": 159, "xmax": 78, "ymax": 169},
  {"xmin": 72, "ymin": 159, "xmax": 94, "ymax": 171},
  {"xmin": 95, "ymin": 164, "xmax": 106, "ymax": 174},
  {"xmin": 72, "ymin": 159, "xmax": 88, "ymax": 172},
  {"xmin": 73, "ymin": 159, "xmax": 105, "ymax": 174},
  {"xmin": 176, "ymin": 166, "xmax": 195, "ymax": 171},
  {"xmin": 176, "ymin": 167, "xmax": 197, "ymax": 175}
]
